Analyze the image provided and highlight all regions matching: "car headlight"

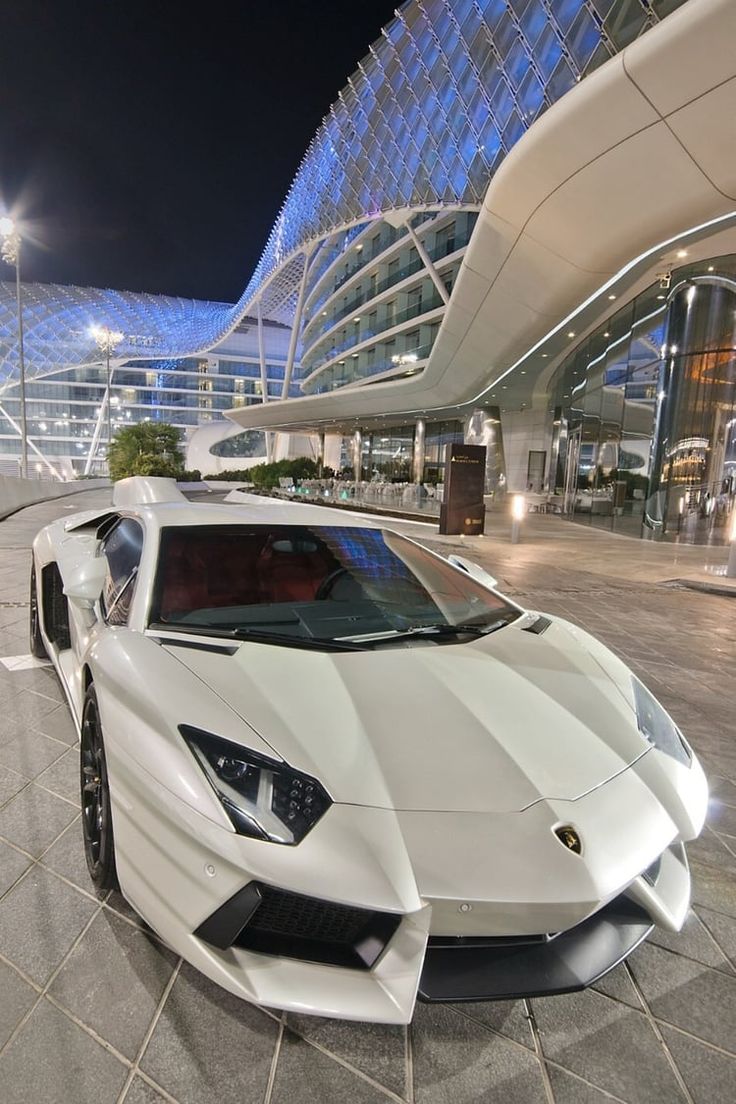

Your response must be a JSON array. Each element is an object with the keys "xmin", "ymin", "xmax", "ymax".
[
  {"xmin": 180, "ymin": 725, "xmax": 331, "ymax": 844},
  {"xmin": 631, "ymin": 678, "xmax": 691, "ymax": 767}
]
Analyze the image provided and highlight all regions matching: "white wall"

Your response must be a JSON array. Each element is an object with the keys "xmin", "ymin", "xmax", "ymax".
[
  {"xmin": 500, "ymin": 409, "xmax": 554, "ymax": 494},
  {"xmin": 0, "ymin": 476, "xmax": 110, "ymax": 521}
]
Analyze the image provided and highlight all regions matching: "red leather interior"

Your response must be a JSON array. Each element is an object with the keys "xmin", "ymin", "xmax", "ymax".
[
  {"xmin": 256, "ymin": 542, "xmax": 333, "ymax": 604},
  {"xmin": 157, "ymin": 531, "xmax": 337, "ymax": 619}
]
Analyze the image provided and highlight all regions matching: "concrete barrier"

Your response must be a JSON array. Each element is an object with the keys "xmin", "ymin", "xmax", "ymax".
[{"xmin": 0, "ymin": 476, "xmax": 111, "ymax": 522}]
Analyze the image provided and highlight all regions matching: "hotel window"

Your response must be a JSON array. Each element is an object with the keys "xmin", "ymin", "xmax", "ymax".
[{"xmin": 408, "ymin": 286, "xmax": 423, "ymax": 317}]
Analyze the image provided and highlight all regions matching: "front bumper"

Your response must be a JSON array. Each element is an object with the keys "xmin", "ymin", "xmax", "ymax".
[{"xmin": 108, "ymin": 741, "xmax": 704, "ymax": 1023}]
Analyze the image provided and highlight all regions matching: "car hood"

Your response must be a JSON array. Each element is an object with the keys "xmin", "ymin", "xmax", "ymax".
[{"xmin": 163, "ymin": 617, "xmax": 647, "ymax": 813}]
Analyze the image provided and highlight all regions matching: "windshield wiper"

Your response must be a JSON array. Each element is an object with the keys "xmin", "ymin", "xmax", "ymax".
[
  {"xmin": 149, "ymin": 623, "xmax": 368, "ymax": 652},
  {"xmin": 348, "ymin": 614, "xmax": 519, "ymax": 646}
]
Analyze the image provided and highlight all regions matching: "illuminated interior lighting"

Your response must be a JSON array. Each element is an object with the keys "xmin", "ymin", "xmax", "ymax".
[{"xmin": 511, "ymin": 495, "xmax": 525, "ymax": 521}]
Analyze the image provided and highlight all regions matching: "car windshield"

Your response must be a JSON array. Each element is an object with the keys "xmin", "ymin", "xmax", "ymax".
[{"xmin": 148, "ymin": 524, "xmax": 518, "ymax": 648}]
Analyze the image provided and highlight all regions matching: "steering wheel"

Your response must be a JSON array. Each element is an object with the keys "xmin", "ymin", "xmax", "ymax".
[{"xmin": 315, "ymin": 567, "xmax": 349, "ymax": 600}]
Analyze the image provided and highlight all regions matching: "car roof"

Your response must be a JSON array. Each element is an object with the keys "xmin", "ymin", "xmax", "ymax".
[{"xmin": 136, "ymin": 499, "xmax": 382, "ymax": 531}]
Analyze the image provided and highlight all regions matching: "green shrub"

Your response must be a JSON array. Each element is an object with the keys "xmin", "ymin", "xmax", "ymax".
[
  {"xmin": 200, "ymin": 459, "xmax": 321, "ymax": 487},
  {"xmin": 108, "ymin": 422, "xmax": 185, "ymax": 482}
]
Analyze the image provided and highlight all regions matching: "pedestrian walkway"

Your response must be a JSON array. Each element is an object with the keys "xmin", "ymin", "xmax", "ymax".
[{"xmin": 0, "ymin": 490, "xmax": 734, "ymax": 1104}]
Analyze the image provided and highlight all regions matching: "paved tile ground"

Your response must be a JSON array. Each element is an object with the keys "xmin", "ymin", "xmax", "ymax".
[{"xmin": 0, "ymin": 491, "xmax": 734, "ymax": 1103}]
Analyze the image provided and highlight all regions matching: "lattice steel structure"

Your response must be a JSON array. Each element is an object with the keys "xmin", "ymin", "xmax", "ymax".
[{"xmin": 0, "ymin": 1, "xmax": 688, "ymax": 400}]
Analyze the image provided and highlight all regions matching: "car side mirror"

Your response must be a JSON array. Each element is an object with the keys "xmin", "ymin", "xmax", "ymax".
[
  {"xmin": 63, "ymin": 556, "xmax": 108, "ymax": 610},
  {"xmin": 447, "ymin": 554, "xmax": 498, "ymax": 590}
]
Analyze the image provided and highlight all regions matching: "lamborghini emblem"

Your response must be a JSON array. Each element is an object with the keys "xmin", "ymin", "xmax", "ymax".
[{"xmin": 555, "ymin": 826, "xmax": 582, "ymax": 854}]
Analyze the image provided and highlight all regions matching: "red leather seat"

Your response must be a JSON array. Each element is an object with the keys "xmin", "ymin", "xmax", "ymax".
[
  {"xmin": 257, "ymin": 540, "xmax": 331, "ymax": 604},
  {"xmin": 159, "ymin": 541, "xmax": 210, "ymax": 620}
]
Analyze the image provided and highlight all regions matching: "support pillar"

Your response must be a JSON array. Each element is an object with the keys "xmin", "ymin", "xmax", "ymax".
[
  {"xmin": 412, "ymin": 418, "xmax": 426, "ymax": 484},
  {"xmin": 256, "ymin": 298, "xmax": 273, "ymax": 462},
  {"xmin": 282, "ymin": 250, "xmax": 311, "ymax": 400},
  {"xmin": 352, "ymin": 429, "xmax": 363, "ymax": 481},
  {"xmin": 405, "ymin": 222, "xmax": 450, "ymax": 305}
]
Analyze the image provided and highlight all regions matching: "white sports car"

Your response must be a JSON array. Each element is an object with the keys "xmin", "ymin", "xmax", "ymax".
[{"xmin": 30, "ymin": 477, "xmax": 707, "ymax": 1024}]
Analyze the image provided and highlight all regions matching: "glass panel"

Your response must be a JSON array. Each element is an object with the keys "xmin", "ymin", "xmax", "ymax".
[{"xmin": 605, "ymin": 0, "xmax": 649, "ymax": 51}]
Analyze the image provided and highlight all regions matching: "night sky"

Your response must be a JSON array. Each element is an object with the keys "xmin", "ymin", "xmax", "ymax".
[{"xmin": 0, "ymin": 1, "xmax": 398, "ymax": 303}]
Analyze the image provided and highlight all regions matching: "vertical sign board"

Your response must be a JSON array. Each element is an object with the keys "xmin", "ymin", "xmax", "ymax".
[{"xmin": 439, "ymin": 443, "xmax": 486, "ymax": 535}]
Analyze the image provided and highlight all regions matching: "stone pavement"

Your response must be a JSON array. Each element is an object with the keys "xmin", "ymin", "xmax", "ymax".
[{"xmin": 0, "ymin": 490, "xmax": 734, "ymax": 1104}]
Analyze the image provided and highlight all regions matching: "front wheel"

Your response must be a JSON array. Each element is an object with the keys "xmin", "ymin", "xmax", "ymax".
[
  {"xmin": 29, "ymin": 564, "xmax": 47, "ymax": 659},
  {"xmin": 80, "ymin": 685, "xmax": 119, "ymax": 890}
]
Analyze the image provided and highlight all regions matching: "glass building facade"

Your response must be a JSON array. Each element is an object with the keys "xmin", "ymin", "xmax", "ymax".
[
  {"xmin": 550, "ymin": 255, "xmax": 736, "ymax": 544},
  {"xmin": 255, "ymin": 0, "xmax": 691, "ymax": 402},
  {"xmin": 0, "ymin": 283, "xmax": 292, "ymax": 476},
  {"xmin": 0, "ymin": 0, "xmax": 696, "ymax": 496}
]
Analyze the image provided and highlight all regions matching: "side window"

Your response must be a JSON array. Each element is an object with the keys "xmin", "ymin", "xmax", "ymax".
[{"xmin": 100, "ymin": 518, "xmax": 144, "ymax": 625}]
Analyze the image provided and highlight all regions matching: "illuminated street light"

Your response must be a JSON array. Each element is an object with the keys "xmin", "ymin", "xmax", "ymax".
[
  {"xmin": 90, "ymin": 324, "xmax": 124, "ymax": 468},
  {"xmin": 0, "ymin": 216, "xmax": 29, "ymax": 478}
]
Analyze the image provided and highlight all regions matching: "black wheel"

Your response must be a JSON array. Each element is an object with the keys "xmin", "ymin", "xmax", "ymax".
[
  {"xmin": 29, "ymin": 565, "xmax": 47, "ymax": 659},
  {"xmin": 80, "ymin": 685, "xmax": 119, "ymax": 890}
]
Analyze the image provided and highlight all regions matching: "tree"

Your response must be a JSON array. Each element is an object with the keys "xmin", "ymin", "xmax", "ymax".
[{"xmin": 107, "ymin": 422, "xmax": 185, "ymax": 482}]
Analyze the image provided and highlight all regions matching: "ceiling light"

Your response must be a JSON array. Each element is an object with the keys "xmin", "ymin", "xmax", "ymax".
[
  {"xmin": 708, "ymin": 266, "xmax": 715, "ymax": 272},
  {"xmin": 608, "ymin": 294, "xmax": 616, "ymax": 300},
  {"xmin": 567, "ymin": 332, "xmax": 575, "ymax": 338},
  {"xmin": 603, "ymin": 332, "xmax": 610, "ymax": 337},
  {"xmin": 541, "ymin": 353, "xmax": 549, "ymax": 358},
  {"xmin": 657, "ymin": 294, "xmax": 666, "ymax": 300},
  {"xmin": 676, "ymin": 250, "xmax": 688, "ymax": 258}
]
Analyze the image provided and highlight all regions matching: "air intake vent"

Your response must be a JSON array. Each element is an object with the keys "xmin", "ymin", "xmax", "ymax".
[
  {"xmin": 233, "ymin": 883, "xmax": 401, "ymax": 969},
  {"xmin": 521, "ymin": 615, "xmax": 551, "ymax": 635}
]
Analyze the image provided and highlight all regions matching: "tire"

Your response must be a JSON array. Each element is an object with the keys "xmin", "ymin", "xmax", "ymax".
[
  {"xmin": 80, "ymin": 685, "xmax": 119, "ymax": 891},
  {"xmin": 29, "ymin": 564, "xmax": 47, "ymax": 659}
]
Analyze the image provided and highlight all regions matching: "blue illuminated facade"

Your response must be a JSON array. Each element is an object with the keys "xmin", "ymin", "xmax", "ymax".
[
  {"xmin": 0, "ymin": 281, "xmax": 292, "ymax": 474},
  {"xmin": 0, "ymin": 0, "xmax": 689, "ymax": 472}
]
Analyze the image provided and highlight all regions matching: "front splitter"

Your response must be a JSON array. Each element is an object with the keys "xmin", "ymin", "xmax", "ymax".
[{"xmin": 417, "ymin": 896, "xmax": 652, "ymax": 1003}]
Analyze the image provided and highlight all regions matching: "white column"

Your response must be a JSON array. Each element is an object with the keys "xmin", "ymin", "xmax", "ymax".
[
  {"xmin": 282, "ymin": 250, "xmax": 311, "ymax": 399},
  {"xmin": 256, "ymin": 298, "xmax": 273, "ymax": 463},
  {"xmin": 405, "ymin": 222, "xmax": 450, "ymax": 305},
  {"xmin": 412, "ymin": 418, "xmax": 426, "ymax": 484},
  {"xmin": 352, "ymin": 429, "xmax": 363, "ymax": 481},
  {"xmin": 83, "ymin": 372, "xmax": 113, "ymax": 477}
]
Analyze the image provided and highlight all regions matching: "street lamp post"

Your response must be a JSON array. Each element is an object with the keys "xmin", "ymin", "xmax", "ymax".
[
  {"xmin": 90, "ymin": 325, "xmax": 123, "ymax": 473},
  {"xmin": 0, "ymin": 217, "xmax": 28, "ymax": 479}
]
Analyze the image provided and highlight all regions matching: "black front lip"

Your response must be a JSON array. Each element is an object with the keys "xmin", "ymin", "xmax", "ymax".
[{"xmin": 417, "ymin": 896, "xmax": 652, "ymax": 1003}]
